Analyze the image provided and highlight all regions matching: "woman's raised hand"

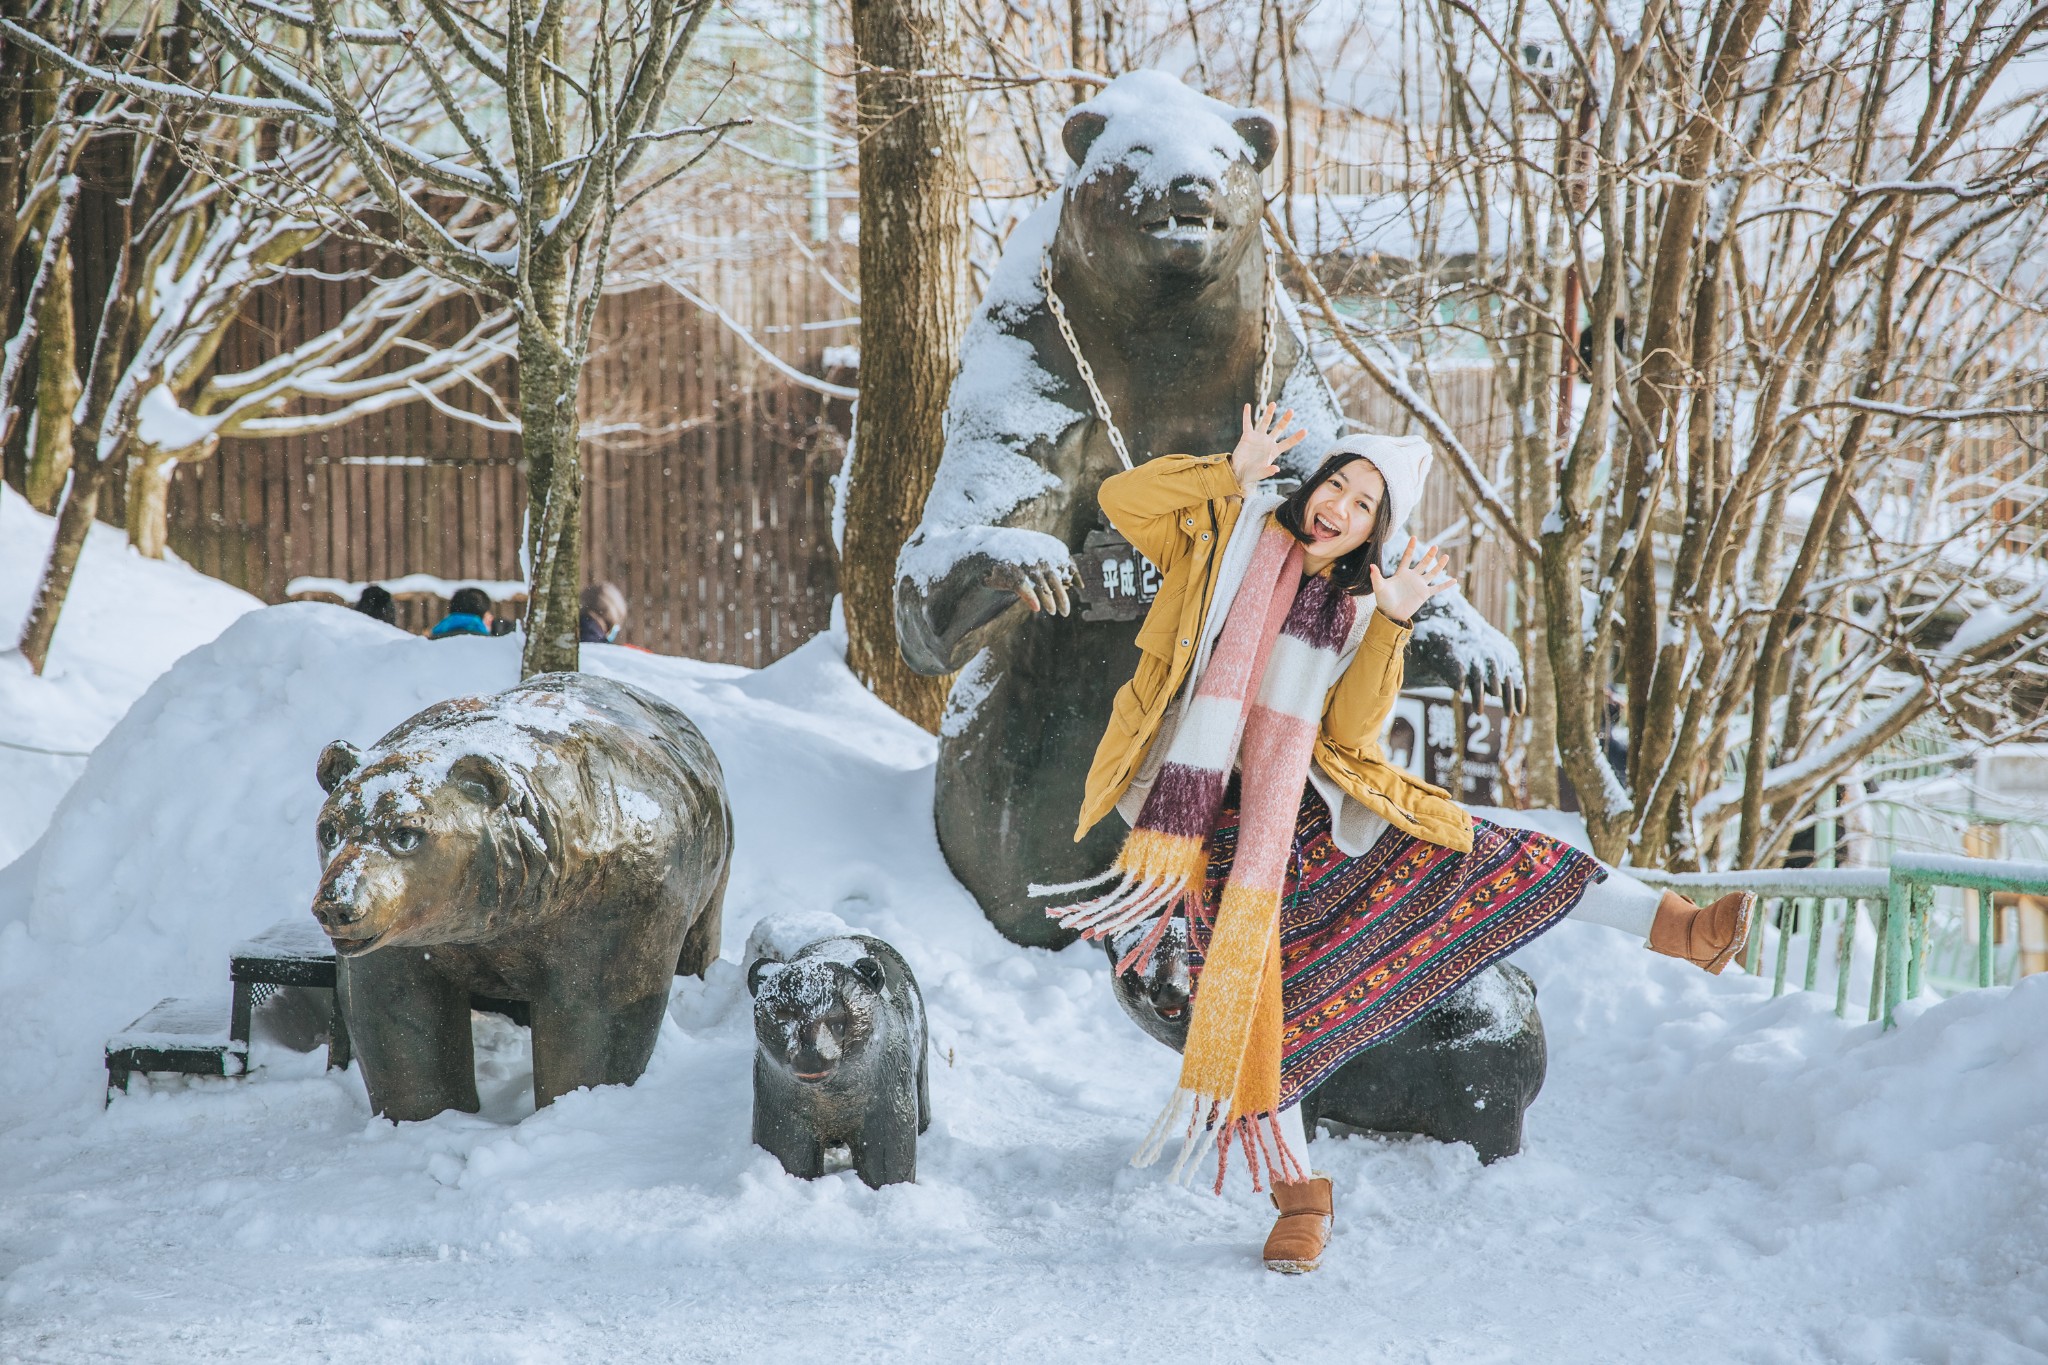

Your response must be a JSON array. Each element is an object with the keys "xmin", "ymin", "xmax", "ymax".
[
  {"xmin": 1229, "ymin": 403, "xmax": 1306, "ymax": 491},
  {"xmin": 1368, "ymin": 537, "xmax": 1457, "ymax": 626}
]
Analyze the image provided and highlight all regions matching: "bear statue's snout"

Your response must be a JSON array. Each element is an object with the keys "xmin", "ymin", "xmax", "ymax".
[
  {"xmin": 790, "ymin": 1021, "xmax": 844, "ymax": 1082},
  {"xmin": 1138, "ymin": 175, "xmax": 1228, "ymax": 238},
  {"xmin": 311, "ymin": 858, "xmax": 390, "ymax": 955},
  {"xmin": 1148, "ymin": 961, "xmax": 1191, "ymax": 1021}
]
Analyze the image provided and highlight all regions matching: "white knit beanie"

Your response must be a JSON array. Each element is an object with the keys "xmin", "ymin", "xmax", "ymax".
[{"xmin": 1321, "ymin": 432, "xmax": 1433, "ymax": 551}]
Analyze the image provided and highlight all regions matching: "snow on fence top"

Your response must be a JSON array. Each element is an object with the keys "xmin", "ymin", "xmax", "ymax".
[{"xmin": 286, "ymin": 575, "xmax": 529, "ymax": 602}]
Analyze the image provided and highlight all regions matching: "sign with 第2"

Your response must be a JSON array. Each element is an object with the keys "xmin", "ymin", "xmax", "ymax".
[{"xmin": 1384, "ymin": 686, "xmax": 1506, "ymax": 806}]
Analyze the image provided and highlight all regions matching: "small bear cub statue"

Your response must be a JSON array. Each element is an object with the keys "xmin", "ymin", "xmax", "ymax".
[{"xmin": 747, "ymin": 917, "xmax": 929, "ymax": 1189}]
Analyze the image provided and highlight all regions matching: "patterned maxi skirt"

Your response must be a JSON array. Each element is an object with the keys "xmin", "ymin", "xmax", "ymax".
[{"xmin": 1189, "ymin": 778, "xmax": 1604, "ymax": 1110}]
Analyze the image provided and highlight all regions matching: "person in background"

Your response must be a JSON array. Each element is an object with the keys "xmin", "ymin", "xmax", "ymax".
[
  {"xmin": 580, "ymin": 582, "xmax": 628, "ymax": 644},
  {"xmin": 352, "ymin": 584, "xmax": 397, "ymax": 626},
  {"xmin": 429, "ymin": 586, "xmax": 496, "ymax": 640}
]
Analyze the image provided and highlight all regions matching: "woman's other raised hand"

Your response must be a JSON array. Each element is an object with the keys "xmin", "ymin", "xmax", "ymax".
[
  {"xmin": 1368, "ymin": 537, "xmax": 1457, "ymax": 625},
  {"xmin": 1229, "ymin": 403, "xmax": 1307, "ymax": 492}
]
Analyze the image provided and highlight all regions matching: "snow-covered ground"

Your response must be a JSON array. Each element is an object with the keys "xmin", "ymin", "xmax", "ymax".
[
  {"xmin": 3, "ymin": 606, "xmax": 2046, "ymax": 1362},
  {"xmin": 0, "ymin": 485, "xmax": 260, "ymax": 866}
]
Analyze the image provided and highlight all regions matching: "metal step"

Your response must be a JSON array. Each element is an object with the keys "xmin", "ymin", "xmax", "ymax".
[{"xmin": 105, "ymin": 996, "xmax": 247, "ymax": 1103}]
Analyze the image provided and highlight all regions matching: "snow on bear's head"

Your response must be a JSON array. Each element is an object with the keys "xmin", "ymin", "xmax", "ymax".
[{"xmin": 1058, "ymin": 70, "xmax": 1279, "ymax": 289}]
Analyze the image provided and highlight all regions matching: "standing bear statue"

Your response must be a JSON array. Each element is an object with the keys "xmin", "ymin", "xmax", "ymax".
[
  {"xmin": 747, "ymin": 914, "xmax": 930, "ymax": 1189},
  {"xmin": 893, "ymin": 70, "xmax": 1523, "ymax": 949},
  {"xmin": 311, "ymin": 672, "xmax": 732, "ymax": 1121}
]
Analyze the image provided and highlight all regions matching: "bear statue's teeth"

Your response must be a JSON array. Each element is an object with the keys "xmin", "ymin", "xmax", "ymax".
[{"xmin": 1144, "ymin": 214, "xmax": 1219, "ymax": 239}]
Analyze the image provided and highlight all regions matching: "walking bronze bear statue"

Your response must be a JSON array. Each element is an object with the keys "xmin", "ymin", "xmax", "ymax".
[
  {"xmin": 1104, "ymin": 917, "xmax": 1546, "ymax": 1164},
  {"xmin": 893, "ymin": 70, "xmax": 1523, "ymax": 950},
  {"xmin": 748, "ymin": 922, "xmax": 930, "ymax": 1189},
  {"xmin": 310, "ymin": 672, "xmax": 732, "ymax": 1121}
]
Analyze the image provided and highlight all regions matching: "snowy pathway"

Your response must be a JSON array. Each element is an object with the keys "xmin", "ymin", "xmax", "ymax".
[{"xmin": 2, "ymin": 611, "xmax": 2044, "ymax": 1362}]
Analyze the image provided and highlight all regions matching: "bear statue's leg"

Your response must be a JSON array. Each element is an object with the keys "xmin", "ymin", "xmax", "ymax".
[
  {"xmin": 1458, "ymin": 1082, "xmax": 1529, "ymax": 1165},
  {"xmin": 915, "ymin": 1038, "xmax": 931, "ymax": 1135},
  {"xmin": 936, "ymin": 615, "xmax": 1140, "ymax": 949},
  {"xmin": 337, "ymin": 949, "xmax": 478, "ymax": 1121},
  {"xmin": 528, "ymin": 989, "xmax": 668, "ymax": 1108},
  {"xmin": 675, "ymin": 861, "xmax": 728, "ymax": 979},
  {"xmin": 752, "ymin": 1056, "xmax": 826, "ymax": 1179},
  {"xmin": 849, "ymin": 1061, "xmax": 920, "ymax": 1189}
]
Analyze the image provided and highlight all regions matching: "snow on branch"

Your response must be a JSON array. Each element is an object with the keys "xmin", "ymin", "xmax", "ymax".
[{"xmin": 1263, "ymin": 208, "xmax": 1537, "ymax": 561}]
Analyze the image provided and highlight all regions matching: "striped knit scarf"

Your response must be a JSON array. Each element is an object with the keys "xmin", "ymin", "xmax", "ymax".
[{"xmin": 1039, "ymin": 519, "xmax": 1356, "ymax": 1190}]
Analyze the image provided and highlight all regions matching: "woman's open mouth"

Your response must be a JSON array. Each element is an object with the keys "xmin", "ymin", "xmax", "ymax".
[{"xmin": 1311, "ymin": 513, "xmax": 1341, "ymax": 541}]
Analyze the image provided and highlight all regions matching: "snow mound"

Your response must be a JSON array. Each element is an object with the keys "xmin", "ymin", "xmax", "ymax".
[
  {"xmin": 0, "ymin": 484, "xmax": 260, "ymax": 866},
  {"xmin": 1, "ymin": 612, "xmax": 2045, "ymax": 1360}
]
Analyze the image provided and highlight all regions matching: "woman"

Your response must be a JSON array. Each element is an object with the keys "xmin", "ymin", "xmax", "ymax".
[{"xmin": 1032, "ymin": 404, "xmax": 1752, "ymax": 1274}]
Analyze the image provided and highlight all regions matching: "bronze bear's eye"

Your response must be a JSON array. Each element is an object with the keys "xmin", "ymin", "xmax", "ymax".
[
  {"xmin": 317, "ymin": 822, "xmax": 339, "ymax": 852},
  {"xmin": 387, "ymin": 827, "xmax": 424, "ymax": 853}
]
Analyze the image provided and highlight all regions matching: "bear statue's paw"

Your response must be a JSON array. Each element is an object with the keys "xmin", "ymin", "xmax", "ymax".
[{"xmin": 895, "ymin": 525, "xmax": 1075, "ymax": 595}]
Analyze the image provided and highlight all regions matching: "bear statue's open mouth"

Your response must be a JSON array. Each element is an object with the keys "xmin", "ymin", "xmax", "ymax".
[
  {"xmin": 327, "ymin": 929, "xmax": 388, "ymax": 956},
  {"xmin": 793, "ymin": 1066, "xmax": 835, "ymax": 1083},
  {"xmin": 1141, "ymin": 212, "xmax": 1225, "ymax": 240}
]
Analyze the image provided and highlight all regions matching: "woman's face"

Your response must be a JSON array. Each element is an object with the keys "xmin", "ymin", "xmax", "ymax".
[{"xmin": 1300, "ymin": 458, "xmax": 1386, "ymax": 562}]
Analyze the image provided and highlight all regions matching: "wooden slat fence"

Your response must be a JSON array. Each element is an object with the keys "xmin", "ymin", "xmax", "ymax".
[{"xmin": 166, "ymin": 250, "xmax": 851, "ymax": 667}]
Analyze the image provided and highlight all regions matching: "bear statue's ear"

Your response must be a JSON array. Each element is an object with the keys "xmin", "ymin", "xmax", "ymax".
[
  {"xmin": 316, "ymin": 741, "xmax": 363, "ymax": 793},
  {"xmin": 1233, "ymin": 113, "xmax": 1280, "ymax": 172},
  {"xmin": 851, "ymin": 956, "xmax": 888, "ymax": 994},
  {"xmin": 448, "ymin": 753, "xmax": 514, "ymax": 808},
  {"xmin": 748, "ymin": 958, "xmax": 786, "ymax": 998},
  {"xmin": 1062, "ymin": 109, "xmax": 1108, "ymax": 169}
]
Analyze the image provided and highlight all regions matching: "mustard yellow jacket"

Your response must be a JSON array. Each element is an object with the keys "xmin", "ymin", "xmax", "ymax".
[{"xmin": 1075, "ymin": 453, "xmax": 1475, "ymax": 853}]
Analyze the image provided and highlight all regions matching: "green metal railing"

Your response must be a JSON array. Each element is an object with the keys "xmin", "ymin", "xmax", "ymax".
[{"xmin": 1636, "ymin": 855, "xmax": 2048, "ymax": 1029}]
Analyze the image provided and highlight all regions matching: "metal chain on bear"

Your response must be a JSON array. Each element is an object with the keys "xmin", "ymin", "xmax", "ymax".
[{"xmin": 1040, "ymin": 247, "xmax": 1279, "ymax": 474}]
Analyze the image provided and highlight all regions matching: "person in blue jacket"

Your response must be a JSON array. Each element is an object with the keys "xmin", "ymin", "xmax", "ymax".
[{"xmin": 428, "ymin": 586, "xmax": 496, "ymax": 639}]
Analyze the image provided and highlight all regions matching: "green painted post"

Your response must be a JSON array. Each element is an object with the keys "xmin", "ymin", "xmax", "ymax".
[
  {"xmin": 1804, "ymin": 896, "xmax": 1826, "ymax": 993},
  {"xmin": 1772, "ymin": 898, "xmax": 1795, "ymax": 997},
  {"xmin": 1882, "ymin": 877, "xmax": 1909, "ymax": 1028},
  {"xmin": 1835, "ymin": 899, "xmax": 1856, "ymax": 1018},
  {"xmin": 1909, "ymin": 884, "xmax": 1933, "ymax": 1000},
  {"xmin": 1745, "ymin": 895, "xmax": 1768, "ymax": 975},
  {"xmin": 1978, "ymin": 891, "xmax": 1995, "ymax": 989}
]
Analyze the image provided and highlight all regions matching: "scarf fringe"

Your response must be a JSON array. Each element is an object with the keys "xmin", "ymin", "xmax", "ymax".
[
  {"xmin": 1113, "ymin": 910, "xmax": 1177, "ymax": 976},
  {"xmin": 1043, "ymin": 872, "xmax": 1194, "ymax": 941},
  {"xmin": 1025, "ymin": 866, "xmax": 1121, "ymax": 898},
  {"xmin": 1132, "ymin": 1087, "xmax": 1306, "ymax": 1193}
]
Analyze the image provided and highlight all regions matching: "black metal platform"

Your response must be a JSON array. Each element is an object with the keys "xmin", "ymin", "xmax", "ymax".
[{"xmin": 106, "ymin": 916, "xmax": 532, "ymax": 1100}]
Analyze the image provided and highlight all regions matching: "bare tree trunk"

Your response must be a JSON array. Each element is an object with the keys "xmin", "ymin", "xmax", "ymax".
[
  {"xmin": 25, "ymin": 239, "xmax": 77, "ymax": 511},
  {"xmin": 843, "ymin": 0, "xmax": 967, "ymax": 730},
  {"xmin": 19, "ymin": 479, "xmax": 98, "ymax": 667},
  {"xmin": 517, "ymin": 313, "xmax": 584, "ymax": 679},
  {"xmin": 125, "ymin": 450, "xmax": 175, "ymax": 558}
]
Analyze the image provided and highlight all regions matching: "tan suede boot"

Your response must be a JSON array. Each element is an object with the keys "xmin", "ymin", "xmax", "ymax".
[
  {"xmin": 1263, "ymin": 1176, "xmax": 1333, "ymax": 1274},
  {"xmin": 1648, "ymin": 890, "xmax": 1755, "ymax": 974}
]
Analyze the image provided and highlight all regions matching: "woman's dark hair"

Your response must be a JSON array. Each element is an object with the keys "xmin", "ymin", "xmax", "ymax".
[{"xmin": 1274, "ymin": 451, "xmax": 1393, "ymax": 596}]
